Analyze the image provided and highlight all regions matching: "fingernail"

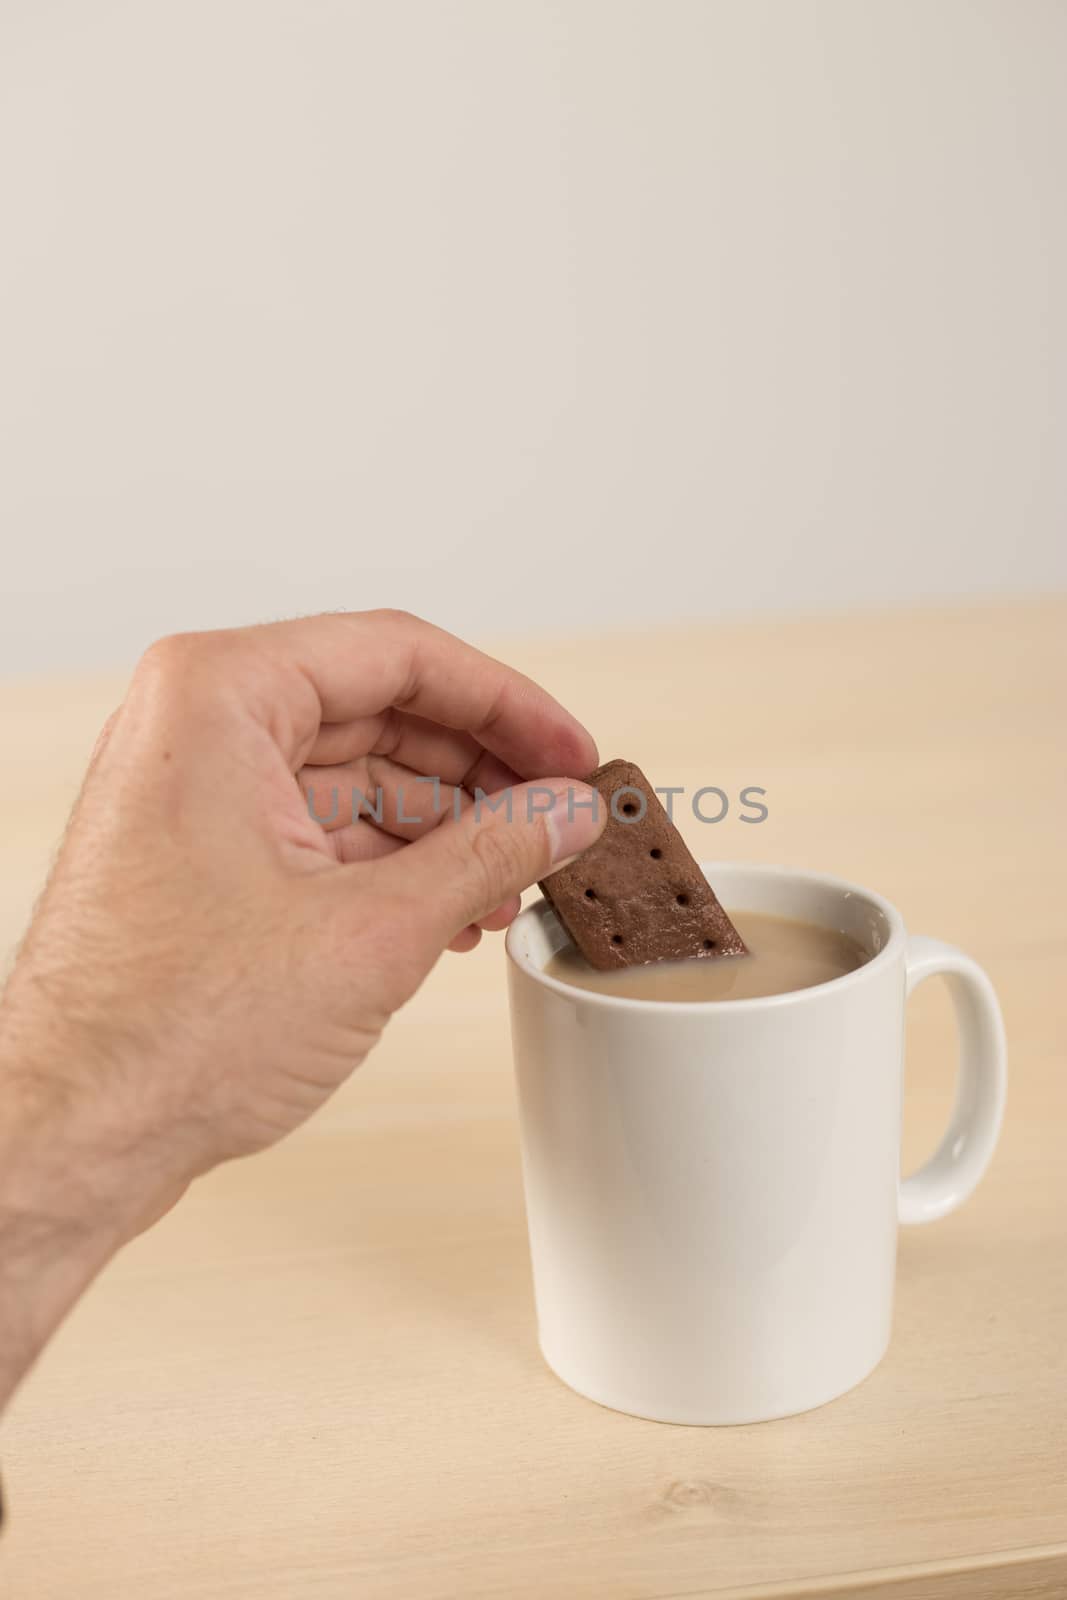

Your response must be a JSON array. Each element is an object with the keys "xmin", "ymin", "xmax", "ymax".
[{"xmin": 544, "ymin": 781, "xmax": 606, "ymax": 865}]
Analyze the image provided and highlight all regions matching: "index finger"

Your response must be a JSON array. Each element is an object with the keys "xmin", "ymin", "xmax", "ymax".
[{"xmin": 246, "ymin": 609, "xmax": 599, "ymax": 779}]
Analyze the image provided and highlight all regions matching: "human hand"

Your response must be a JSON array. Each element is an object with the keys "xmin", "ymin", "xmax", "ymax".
[{"xmin": 0, "ymin": 611, "xmax": 602, "ymax": 1403}]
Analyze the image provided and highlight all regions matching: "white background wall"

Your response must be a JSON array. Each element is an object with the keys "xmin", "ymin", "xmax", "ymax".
[{"xmin": 2, "ymin": 0, "xmax": 1064, "ymax": 676}]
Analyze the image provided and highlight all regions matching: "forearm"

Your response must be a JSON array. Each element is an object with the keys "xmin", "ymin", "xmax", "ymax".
[
  {"xmin": 0, "ymin": 1028, "xmax": 161, "ymax": 1412},
  {"xmin": 0, "ymin": 1069, "xmax": 120, "ymax": 1410}
]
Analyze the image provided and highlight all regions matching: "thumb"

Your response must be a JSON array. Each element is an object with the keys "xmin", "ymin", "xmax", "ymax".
[{"xmin": 379, "ymin": 778, "xmax": 605, "ymax": 952}]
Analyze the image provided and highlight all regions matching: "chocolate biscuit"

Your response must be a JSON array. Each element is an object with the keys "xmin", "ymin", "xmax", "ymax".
[{"xmin": 539, "ymin": 759, "xmax": 747, "ymax": 971}]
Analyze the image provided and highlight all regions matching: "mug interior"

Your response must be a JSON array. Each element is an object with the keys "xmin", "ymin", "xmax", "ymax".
[{"xmin": 507, "ymin": 862, "xmax": 902, "ymax": 1007}]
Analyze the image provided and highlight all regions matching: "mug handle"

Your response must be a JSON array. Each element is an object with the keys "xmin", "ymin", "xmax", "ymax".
[{"xmin": 898, "ymin": 935, "xmax": 1007, "ymax": 1225}]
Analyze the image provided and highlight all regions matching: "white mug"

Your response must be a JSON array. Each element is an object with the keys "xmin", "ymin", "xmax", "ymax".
[{"xmin": 505, "ymin": 862, "xmax": 1006, "ymax": 1425}]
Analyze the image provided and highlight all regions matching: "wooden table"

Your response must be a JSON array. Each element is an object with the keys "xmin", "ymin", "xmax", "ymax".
[{"xmin": 2, "ymin": 602, "xmax": 1065, "ymax": 1599}]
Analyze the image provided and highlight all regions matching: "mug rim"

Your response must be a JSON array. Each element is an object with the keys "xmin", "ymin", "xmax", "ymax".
[{"xmin": 505, "ymin": 860, "xmax": 906, "ymax": 1014}]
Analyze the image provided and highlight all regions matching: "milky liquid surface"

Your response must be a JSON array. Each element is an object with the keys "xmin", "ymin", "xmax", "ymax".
[{"xmin": 543, "ymin": 909, "xmax": 869, "ymax": 1002}]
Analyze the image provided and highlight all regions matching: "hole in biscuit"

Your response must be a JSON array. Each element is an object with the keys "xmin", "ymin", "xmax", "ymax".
[
  {"xmin": 584, "ymin": 888, "xmax": 596, "ymax": 900},
  {"xmin": 611, "ymin": 934, "xmax": 624, "ymax": 945},
  {"xmin": 649, "ymin": 848, "xmax": 662, "ymax": 859},
  {"xmin": 621, "ymin": 801, "xmax": 637, "ymax": 816},
  {"xmin": 676, "ymin": 893, "xmax": 690, "ymax": 907},
  {"xmin": 703, "ymin": 939, "xmax": 715, "ymax": 950}
]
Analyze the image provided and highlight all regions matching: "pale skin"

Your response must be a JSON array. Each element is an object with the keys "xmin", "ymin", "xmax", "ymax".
[{"xmin": 0, "ymin": 610, "xmax": 605, "ymax": 1413}]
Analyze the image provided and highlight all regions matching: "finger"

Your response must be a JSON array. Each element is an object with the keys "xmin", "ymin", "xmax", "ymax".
[
  {"xmin": 447, "ymin": 926, "xmax": 483, "ymax": 954},
  {"xmin": 476, "ymin": 895, "xmax": 522, "ymax": 932},
  {"xmin": 300, "ymin": 752, "xmax": 524, "ymax": 846},
  {"xmin": 307, "ymin": 711, "xmax": 517, "ymax": 793},
  {"xmin": 242, "ymin": 610, "xmax": 598, "ymax": 777},
  {"xmin": 306, "ymin": 709, "xmax": 477, "ymax": 773},
  {"xmin": 300, "ymin": 755, "xmax": 468, "ymax": 841},
  {"xmin": 325, "ymin": 822, "xmax": 406, "ymax": 866},
  {"xmin": 368, "ymin": 778, "xmax": 605, "ymax": 952}
]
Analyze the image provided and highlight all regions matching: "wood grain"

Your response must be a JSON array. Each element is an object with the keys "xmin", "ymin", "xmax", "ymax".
[{"xmin": 1, "ymin": 601, "xmax": 1065, "ymax": 1598}]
